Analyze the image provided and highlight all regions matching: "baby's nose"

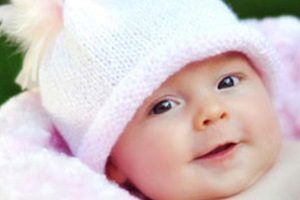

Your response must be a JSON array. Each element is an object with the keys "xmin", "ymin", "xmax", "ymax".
[{"xmin": 193, "ymin": 100, "xmax": 229, "ymax": 131}]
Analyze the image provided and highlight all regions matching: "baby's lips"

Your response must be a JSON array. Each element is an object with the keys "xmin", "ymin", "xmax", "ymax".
[{"xmin": 194, "ymin": 142, "xmax": 238, "ymax": 160}]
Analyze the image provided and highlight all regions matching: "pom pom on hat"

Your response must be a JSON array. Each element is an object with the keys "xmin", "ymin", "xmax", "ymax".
[{"xmin": 0, "ymin": 0, "xmax": 63, "ymax": 89}]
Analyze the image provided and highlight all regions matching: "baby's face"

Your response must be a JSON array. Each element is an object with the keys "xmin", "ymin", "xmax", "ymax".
[{"xmin": 108, "ymin": 52, "xmax": 282, "ymax": 200}]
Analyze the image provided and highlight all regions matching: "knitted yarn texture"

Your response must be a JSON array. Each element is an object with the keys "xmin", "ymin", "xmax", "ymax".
[{"xmin": 36, "ymin": 0, "xmax": 281, "ymax": 172}]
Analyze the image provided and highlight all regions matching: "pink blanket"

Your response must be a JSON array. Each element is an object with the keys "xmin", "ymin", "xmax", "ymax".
[{"xmin": 0, "ymin": 16, "xmax": 299, "ymax": 200}]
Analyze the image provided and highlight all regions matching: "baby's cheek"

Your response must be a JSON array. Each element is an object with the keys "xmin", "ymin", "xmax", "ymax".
[
  {"xmin": 243, "ymin": 96, "xmax": 282, "ymax": 164},
  {"xmin": 232, "ymin": 87, "xmax": 281, "ymax": 153}
]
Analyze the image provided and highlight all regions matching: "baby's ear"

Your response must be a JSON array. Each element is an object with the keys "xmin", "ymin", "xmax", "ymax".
[{"xmin": 105, "ymin": 157, "xmax": 127, "ymax": 185}]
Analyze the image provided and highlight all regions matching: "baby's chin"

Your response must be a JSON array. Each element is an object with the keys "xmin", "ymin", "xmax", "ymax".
[
  {"xmin": 221, "ymin": 150, "xmax": 281, "ymax": 199},
  {"xmin": 210, "ymin": 177, "xmax": 267, "ymax": 200}
]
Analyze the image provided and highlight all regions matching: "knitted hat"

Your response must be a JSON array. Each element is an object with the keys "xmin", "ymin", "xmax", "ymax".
[{"xmin": 0, "ymin": 0, "xmax": 281, "ymax": 173}]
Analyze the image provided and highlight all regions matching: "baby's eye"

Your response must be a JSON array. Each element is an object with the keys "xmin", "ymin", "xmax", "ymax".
[
  {"xmin": 150, "ymin": 99, "xmax": 178, "ymax": 115},
  {"xmin": 217, "ymin": 75, "xmax": 240, "ymax": 89}
]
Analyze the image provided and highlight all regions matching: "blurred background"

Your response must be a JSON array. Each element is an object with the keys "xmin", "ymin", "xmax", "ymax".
[{"xmin": 0, "ymin": 0, "xmax": 299, "ymax": 105}]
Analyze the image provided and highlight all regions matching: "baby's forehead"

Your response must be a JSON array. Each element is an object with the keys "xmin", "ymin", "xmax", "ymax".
[
  {"xmin": 138, "ymin": 51, "xmax": 257, "ymax": 112},
  {"xmin": 161, "ymin": 52, "xmax": 252, "ymax": 84}
]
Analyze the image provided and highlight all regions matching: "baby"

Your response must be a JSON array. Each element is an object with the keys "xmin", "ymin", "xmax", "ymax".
[
  {"xmin": 106, "ymin": 51, "xmax": 284, "ymax": 200},
  {"xmin": 1, "ymin": 0, "xmax": 300, "ymax": 200}
]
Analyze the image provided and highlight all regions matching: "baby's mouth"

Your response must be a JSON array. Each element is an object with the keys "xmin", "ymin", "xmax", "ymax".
[{"xmin": 196, "ymin": 142, "xmax": 237, "ymax": 160}]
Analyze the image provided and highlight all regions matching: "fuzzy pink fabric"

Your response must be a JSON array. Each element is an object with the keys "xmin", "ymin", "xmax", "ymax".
[
  {"xmin": 0, "ymin": 90, "xmax": 138, "ymax": 200},
  {"xmin": 245, "ymin": 16, "xmax": 300, "ymax": 139},
  {"xmin": 0, "ymin": 16, "xmax": 299, "ymax": 200}
]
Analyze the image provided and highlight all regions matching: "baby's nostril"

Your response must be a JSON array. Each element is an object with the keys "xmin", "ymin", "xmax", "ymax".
[
  {"xmin": 203, "ymin": 119, "xmax": 211, "ymax": 126},
  {"xmin": 202, "ymin": 112, "xmax": 227, "ymax": 127},
  {"xmin": 220, "ymin": 112, "xmax": 227, "ymax": 119}
]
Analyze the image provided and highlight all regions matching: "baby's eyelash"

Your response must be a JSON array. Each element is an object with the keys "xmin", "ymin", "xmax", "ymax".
[
  {"xmin": 148, "ymin": 99, "xmax": 179, "ymax": 115},
  {"xmin": 217, "ymin": 73, "xmax": 245, "ymax": 90}
]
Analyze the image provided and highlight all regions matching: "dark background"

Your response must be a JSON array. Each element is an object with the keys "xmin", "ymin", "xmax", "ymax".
[{"xmin": 0, "ymin": 0, "xmax": 299, "ymax": 105}]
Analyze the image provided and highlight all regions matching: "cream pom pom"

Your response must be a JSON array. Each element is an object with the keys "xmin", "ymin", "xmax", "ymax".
[{"xmin": 0, "ymin": 0, "xmax": 63, "ymax": 89}]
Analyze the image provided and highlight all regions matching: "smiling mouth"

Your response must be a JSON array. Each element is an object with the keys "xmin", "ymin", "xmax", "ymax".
[{"xmin": 196, "ymin": 142, "xmax": 238, "ymax": 160}]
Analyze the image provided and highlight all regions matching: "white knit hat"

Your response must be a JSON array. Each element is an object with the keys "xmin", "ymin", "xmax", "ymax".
[{"xmin": 1, "ymin": 0, "xmax": 281, "ymax": 173}]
